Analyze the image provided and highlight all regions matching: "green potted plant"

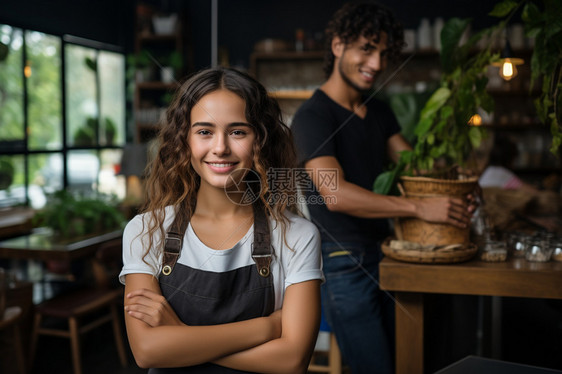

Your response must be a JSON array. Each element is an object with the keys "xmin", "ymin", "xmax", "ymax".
[
  {"xmin": 0, "ymin": 157, "xmax": 15, "ymax": 190},
  {"xmin": 128, "ymin": 50, "xmax": 154, "ymax": 82},
  {"xmin": 374, "ymin": 17, "xmax": 499, "ymax": 245},
  {"xmin": 160, "ymin": 50, "xmax": 183, "ymax": 83},
  {"xmin": 73, "ymin": 116, "xmax": 97, "ymax": 146},
  {"xmin": 33, "ymin": 190, "xmax": 126, "ymax": 238},
  {"xmin": 0, "ymin": 41, "xmax": 8, "ymax": 62},
  {"xmin": 375, "ymin": 0, "xmax": 561, "ymax": 245},
  {"xmin": 104, "ymin": 117, "xmax": 117, "ymax": 145}
]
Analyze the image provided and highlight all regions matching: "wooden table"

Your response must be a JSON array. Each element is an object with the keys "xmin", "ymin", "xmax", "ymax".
[
  {"xmin": 0, "ymin": 207, "xmax": 34, "ymax": 239},
  {"xmin": 0, "ymin": 228, "xmax": 123, "ymax": 261},
  {"xmin": 379, "ymin": 257, "xmax": 562, "ymax": 374}
]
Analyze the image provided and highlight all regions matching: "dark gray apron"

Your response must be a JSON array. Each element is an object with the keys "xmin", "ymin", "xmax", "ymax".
[{"xmin": 149, "ymin": 203, "xmax": 275, "ymax": 373}]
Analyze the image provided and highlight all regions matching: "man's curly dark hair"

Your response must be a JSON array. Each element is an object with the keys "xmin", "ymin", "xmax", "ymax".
[{"xmin": 323, "ymin": 1, "xmax": 405, "ymax": 78}]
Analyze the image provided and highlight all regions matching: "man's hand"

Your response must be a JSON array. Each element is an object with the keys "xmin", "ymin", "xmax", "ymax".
[
  {"xmin": 414, "ymin": 196, "xmax": 474, "ymax": 228},
  {"xmin": 125, "ymin": 288, "xmax": 183, "ymax": 327}
]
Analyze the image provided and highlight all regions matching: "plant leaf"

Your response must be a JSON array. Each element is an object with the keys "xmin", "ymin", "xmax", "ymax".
[
  {"xmin": 440, "ymin": 18, "xmax": 471, "ymax": 73},
  {"xmin": 0, "ymin": 42, "xmax": 8, "ymax": 62},
  {"xmin": 544, "ymin": 0, "xmax": 562, "ymax": 38},
  {"xmin": 440, "ymin": 105, "xmax": 454, "ymax": 120},
  {"xmin": 415, "ymin": 117, "xmax": 433, "ymax": 137},
  {"xmin": 468, "ymin": 126, "xmax": 482, "ymax": 148},
  {"xmin": 84, "ymin": 57, "xmax": 97, "ymax": 72},
  {"xmin": 373, "ymin": 170, "xmax": 395, "ymax": 195},
  {"xmin": 427, "ymin": 133, "xmax": 435, "ymax": 145},
  {"xmin": 489, "ymin": 0, "xmax": 518, "ymax": 17},
  {"xmin": 420, "ymin": 87, "xmax": 451, "ymax": 120},
  {"xmin": 522, "ymin": 2, "xmax": 542, "ymax": 26}
]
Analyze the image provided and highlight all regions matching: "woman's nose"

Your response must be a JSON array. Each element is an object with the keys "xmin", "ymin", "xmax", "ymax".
[{"xmin": 212, "ymin": 133, "xmax": 229, "ymax": 155}]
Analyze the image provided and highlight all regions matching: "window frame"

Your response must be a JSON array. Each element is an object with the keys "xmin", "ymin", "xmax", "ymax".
[{"xmin": 0, "ymin": 26, "xmax": 126, "ymax": 208}]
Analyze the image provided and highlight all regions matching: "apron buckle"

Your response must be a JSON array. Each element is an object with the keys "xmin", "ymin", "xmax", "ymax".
[
  {"xmin": 162, "ymin": 235, "xmax": 182, "ymax": 276},
  {"xmin": 252, "ymin": 254, "xmax": 272, "ymax": 278},
  {"xmin": 162, "ymin": 265, "xmax": 172, "ymax": 276}
]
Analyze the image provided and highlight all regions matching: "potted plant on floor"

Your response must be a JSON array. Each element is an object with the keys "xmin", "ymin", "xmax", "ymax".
[{"xmin": 375, "ymin": 0, "xmax": 561, "ymax": 246}]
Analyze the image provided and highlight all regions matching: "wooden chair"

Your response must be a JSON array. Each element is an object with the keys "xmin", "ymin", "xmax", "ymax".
[
  {"xmin": 0, "ymin": 306, "xmax": 26, "ymax": 374},
  {"xmin": 308, "ymin": 331, "xmax": 342, "ymax": 374},
  {"xmin": 308, "ymin": 310, "xmax": 342, "ymax": 374},
  {"xmin": 30, "ymin": 237, "xmax": 127, "ymax": 374}
]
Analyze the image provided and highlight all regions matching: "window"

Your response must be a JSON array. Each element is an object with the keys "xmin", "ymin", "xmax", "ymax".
[{"xmin": 0, "ymin": 25, "xmax": 126, "ymax": 208}]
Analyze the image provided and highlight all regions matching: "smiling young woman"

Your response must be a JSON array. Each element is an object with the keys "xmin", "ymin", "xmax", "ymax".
[{"xmin": 119, "ymin": 67, "xmax": 323, "ymax": 374}]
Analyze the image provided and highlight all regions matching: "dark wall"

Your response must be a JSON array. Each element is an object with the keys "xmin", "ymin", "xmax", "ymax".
[
  {"xmin": 0, "ymin": 0, "xmax": 502, "ymax": 70},
  {"xmin": 0, "ymin": 0, "xmax": 135, "ymax": 50}
]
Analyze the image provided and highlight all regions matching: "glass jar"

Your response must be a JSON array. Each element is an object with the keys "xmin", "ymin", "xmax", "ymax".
[
  {"xmin": 551, "ymin": 239, "xmax": 562, "ymax": 262},
  {"xmin": 479, "ymin": 240, "xmax": 508, "ymax": 262},
  {"xmin": 524, "ymin": 237, "xmax": 553, "ymax": 262},
  {"xmin": 508, "ymin": 232, "xmax": 528, "ymax": 258}
]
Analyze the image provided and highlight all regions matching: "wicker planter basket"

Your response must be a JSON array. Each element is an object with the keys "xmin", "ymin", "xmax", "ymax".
[
  {"xmin": 395, "ymin": 175, "xmax": 479, "ymax": 246},
  {"xmin": 381, "ymin": 237, "xmax": 478, "ymax": 264}
]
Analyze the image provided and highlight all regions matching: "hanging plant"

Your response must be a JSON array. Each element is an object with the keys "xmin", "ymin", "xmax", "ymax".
[{"xmin": 515, "ymin": 0, "xmax": 562, "ymax": 154}]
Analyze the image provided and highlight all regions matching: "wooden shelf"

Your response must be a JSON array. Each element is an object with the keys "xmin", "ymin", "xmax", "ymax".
[
  {"xmin": 269, "ymin": 89, "xmax": 314, "ymax": 100},
  {"xmin": 482, "ymin": 123, "xmax": 546, "ymax": 131},
  {"xmin": 133, "ymin": 7, "xmax": 188, "ymax": 144},
  {"xmin": 137, "ymin": 122, "xmax": 161, "ymax": 129},
  {"xmin": 137, "ymin": 81, "xmax": 179, "ymax": 90},
  {"xmin": 513, "ymin": 167, "xmax": 561, "ymax": 174},
  {"xmin": 250, "ymin": 50, "xmax": 324, "ymax": 60},
  {"xmin": 138, "ymin": 34, "xmax": 177, "ymax": 43}
]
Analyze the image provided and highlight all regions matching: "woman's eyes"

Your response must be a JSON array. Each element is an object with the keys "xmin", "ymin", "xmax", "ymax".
[
  {"xmin": 230, "ymin": 130, "xmax": 247, "ymax": 136},
  {"xmin": 195, "ymin": 129, "xmax": 247, "ymax": 136}
]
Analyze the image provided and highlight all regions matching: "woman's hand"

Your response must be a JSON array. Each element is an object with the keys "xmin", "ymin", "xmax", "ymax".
[{"xmin": 125, "ymin": 288, "xmax": 183, "ymax": 327}]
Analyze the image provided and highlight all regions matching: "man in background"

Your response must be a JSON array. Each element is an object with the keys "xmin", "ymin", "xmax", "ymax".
[{"xmin": 291, "ymin": 2, "xmax": 474, "ymax": 373}]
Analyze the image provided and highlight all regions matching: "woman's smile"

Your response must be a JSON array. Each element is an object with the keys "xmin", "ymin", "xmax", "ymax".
[{"xmin": 205, "ymin": 161, "xmax": 239, "ymax": 173}]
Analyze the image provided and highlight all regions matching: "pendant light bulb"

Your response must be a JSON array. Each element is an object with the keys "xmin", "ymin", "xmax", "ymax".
[
  {"xmin": 492, "ymin": 38, "xmax": 524, "ymax": 81},
  {"xmin": 500, "ymin": 59, "xmax": 517, "ymax": 81}
]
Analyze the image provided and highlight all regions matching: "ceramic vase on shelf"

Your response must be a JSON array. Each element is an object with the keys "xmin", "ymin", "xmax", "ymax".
[
  {"xmin": 417, "ymin": 18, "xmax": 432, "ymax": 50},
  {"xmin": 152, "ymin": 14, "xmax": 177, "ymax": 35},
  {"xmin": 433, "ymin": 18, "xmax": 444, "ymax": 51}
]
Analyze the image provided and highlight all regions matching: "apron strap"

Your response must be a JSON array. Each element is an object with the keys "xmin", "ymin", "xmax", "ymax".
[
  {"xmin": 162, "ymin": 202, "xmax": 273, "ymax": 278},
  {"xmin": 162, "ymin": 212, "xmax": 189, "ymax": 276},
  {"xmin": 252, "ymin": 203, "xmax": 272, "ymax": 278}
]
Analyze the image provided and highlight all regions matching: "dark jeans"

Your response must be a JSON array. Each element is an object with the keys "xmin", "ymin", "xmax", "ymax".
[{"xmin": 321, "ymin": 242, "xmax": 395, "ymax": 374}]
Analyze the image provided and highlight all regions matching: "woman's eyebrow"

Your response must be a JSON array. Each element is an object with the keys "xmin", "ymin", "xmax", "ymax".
[
  {"xmin": 192, "ymin": 122, "xmax": 214, "ymax": 128},
  {"xmin": 228, "ymin": 122, "xmax": 252, "ymax": 128},
  {"xmin": 192, "ymin": 122, "xmax": 252, "ymax": 128}
]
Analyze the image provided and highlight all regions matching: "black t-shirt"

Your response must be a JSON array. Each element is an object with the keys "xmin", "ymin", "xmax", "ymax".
[{"xmin": 291, "ymin": 89, "xmax": 401, "ymax": 244}]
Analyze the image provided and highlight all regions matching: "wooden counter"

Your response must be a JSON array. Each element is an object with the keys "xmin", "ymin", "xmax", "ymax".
[{"xmin": 379, "ymin": 257, "xmax": 562, "ymax": 374}]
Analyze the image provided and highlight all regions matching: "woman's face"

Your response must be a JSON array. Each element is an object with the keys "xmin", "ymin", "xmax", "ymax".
[{"xmin": 188, "ymin": 89, "xmax": 256, "ymax": 191}]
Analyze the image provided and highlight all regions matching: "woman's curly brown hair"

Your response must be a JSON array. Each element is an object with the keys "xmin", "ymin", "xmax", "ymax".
[
  {"xmin": 138, "ymin": 67, "xmax": 298, "ymax": 264},
  {"xmin": 323, "ymin": 1, "xmax": 405, "ymax": 78}
]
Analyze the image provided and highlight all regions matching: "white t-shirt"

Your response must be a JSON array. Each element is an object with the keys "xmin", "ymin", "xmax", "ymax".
[{"xmin": 119, "ymin": 207, "xmax": 323, "ymax": 310}]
